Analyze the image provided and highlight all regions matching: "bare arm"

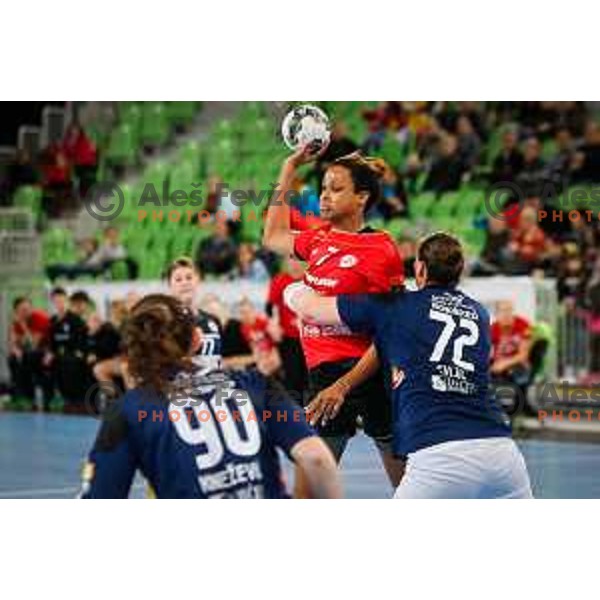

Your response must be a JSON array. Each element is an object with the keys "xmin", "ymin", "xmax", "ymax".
[
  {"xmin": 334, "ymin": 344, "xmax": 380, "ymax": 392},
  {"xmin": 262, "ymin": 145, "xmax": 323, "ymax": 257},
  {"xmin": 284, "ymin": 283, "xmax": 341, "ymax": 325},
  {"xmin": 290, "ymin": 436, "xmax": 342, "ymax": 499},
  {"xmin": 307, "ymin": 345, "xmax": 380, "ymax": 427}
]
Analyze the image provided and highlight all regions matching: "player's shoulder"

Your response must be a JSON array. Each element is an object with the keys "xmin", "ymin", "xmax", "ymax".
[
  {"xmin": 228, "ymin": 368, "xmax": 271, "ymax": 410},
  {"xmin": 196, "ymin": 309, "xmax": 222, "ymax": 333},
  {"xmin": 229, "ymin": 368, "xmax": 267, "ymax": 395},
  {"xmin": 456, "ymin": 289, "xmax": 490, "ymax": 322}
]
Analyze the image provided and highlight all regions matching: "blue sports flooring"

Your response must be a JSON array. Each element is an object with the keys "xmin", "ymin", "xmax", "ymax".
[{"xmin": 1, "ymin": 412, "xmax": 600, "ymax": 498}]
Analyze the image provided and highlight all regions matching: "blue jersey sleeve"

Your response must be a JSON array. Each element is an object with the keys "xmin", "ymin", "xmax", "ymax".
[
  {"xmin": 80, "ymin": 408, "xmax": 137, "ymax": 499},
  {"xmin": 264, "ymin": 379, "xmax": 316, "ymax": 458},
  {"xmin": 336, "ymin": 294, "xmax": 380, "ymax": 336}
]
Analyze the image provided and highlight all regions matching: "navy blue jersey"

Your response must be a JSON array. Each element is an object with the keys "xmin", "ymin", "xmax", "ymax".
[
  {"xmin": 194, "ymin": 310, "xmax": 222, "ymax": 372},
  {"xmin": 338, "ymin": 286, "xmax": 511, "ymax": 456},
  {"xmin": 80, "ymin": 370, "xmax": 314, "ymax": 499}
]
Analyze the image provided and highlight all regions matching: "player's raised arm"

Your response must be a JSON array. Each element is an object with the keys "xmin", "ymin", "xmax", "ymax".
[{"xmin": 262, "ymin": 145, "xmax": 322, "ymax": 257}]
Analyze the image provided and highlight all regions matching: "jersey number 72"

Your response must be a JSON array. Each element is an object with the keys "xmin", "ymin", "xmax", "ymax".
[{"xmin": 429, "ymin": 309, "xmax": 479, "ymax": 372}]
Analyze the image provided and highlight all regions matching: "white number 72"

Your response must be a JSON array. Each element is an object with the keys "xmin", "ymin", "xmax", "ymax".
[{"xmin": 429, "ymin": 309, "xmax": 479, "ymax": 372}]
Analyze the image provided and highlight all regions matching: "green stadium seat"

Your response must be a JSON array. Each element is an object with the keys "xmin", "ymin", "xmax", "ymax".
[
  {"xmin": 410, "ymin": 192, "xmax": 436, "ymax": 219},
  {"xmin": 106, "ymin": 123, "xmax": 137, "ymax": 166},
  {"xmin": 166, "ymin": 102, "xmax": 198, "ymax": 129},
  {"xmin": 13, "ymin": 185, "xmax": 42, "ymax": 217},
  {"xmin": 141, "ymin": 102, "xmax": 169, "ymax": 148},
  {"xmin": 42, "ymin": 227, "xmax": 76, "ymax": 265}
]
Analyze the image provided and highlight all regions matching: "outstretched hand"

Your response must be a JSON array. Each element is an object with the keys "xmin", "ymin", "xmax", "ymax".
[
  {"xmin": 287, "ymin": 141, "xmax": 329, "ymax": 168},
  {"xmin": 306, "ymin": 380, "xmax": 349, "ymax": 427}
]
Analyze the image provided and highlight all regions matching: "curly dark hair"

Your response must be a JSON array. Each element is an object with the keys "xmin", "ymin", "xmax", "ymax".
[
  {"xmin": 123, "ymin": 294, "xmax": 196, "ymax": 394},
  {"xmin": 330, "ymin": 152, "xmax": 389, "ymax": 213}
]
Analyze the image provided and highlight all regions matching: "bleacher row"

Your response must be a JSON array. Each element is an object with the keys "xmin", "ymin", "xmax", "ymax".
[{"xmin": 8, "ymin": 101, "xmax": 595, "ymax": 283}]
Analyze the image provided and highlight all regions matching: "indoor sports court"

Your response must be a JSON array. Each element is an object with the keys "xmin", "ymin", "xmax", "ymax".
[{"xmin": 2, "ymin": 412, "xmax": 600, "ymax": 499}]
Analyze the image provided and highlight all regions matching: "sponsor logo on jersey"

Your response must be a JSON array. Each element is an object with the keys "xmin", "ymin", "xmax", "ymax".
[
  {"xmin": 339, "ymin": 254, "xmax": 358, "ymax": 269},
  {"xmin": 432, "ymin": 375, "xmax": 448, "ymax": 392},
  {"xmin": 305, "ymin": 271, "xmax": 339, "ymax": 289}
]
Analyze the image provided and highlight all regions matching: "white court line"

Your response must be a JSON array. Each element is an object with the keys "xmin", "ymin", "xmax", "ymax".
[
  {"xmin": 0, "ymin": 486, "xmax": 77, "ymax": 498},
  {"xmin": 0, "ymin": 483, "xmax": 148, "ymax": 499}
]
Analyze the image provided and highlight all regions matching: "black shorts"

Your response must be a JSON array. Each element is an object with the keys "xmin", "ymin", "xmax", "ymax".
[{"xmin": 307, "ymin": 359, "xmax": 393, "ymax": 444}]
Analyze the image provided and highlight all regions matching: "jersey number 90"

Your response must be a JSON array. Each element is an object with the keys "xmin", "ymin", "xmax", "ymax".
[{"xmin": 169, "ymin": 391, "xmax": 261, "ymax": 470}]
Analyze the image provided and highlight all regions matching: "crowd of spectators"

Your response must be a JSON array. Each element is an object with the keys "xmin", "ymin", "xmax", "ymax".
[
  {"xmin": 0, "ymin": 123, "xmax": 98, "ymax": 218},
  {"xmin": 5, "ymin": 267, "xmax": 304, "ymax": 410}
]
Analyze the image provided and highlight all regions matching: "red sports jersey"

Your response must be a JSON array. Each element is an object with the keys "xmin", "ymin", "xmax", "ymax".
[
  {"xmin": 293, "ymin": 225, "xmax": 404, "ymax": 369},
  {"xmin": 11, "ymin": 309, "xmax": 51, "ymax": 348},
  {"xmin": 290, "ymin": 208, "xmax": 324, "ymax": 232},
  {"xmin": 491, "ymin": 316, "xmax": 532, "ymax": 361},
  {"xmin": 268, "ymin": 273, "xmax": 301, "ymax": 339},
  {"xmin": 241, "ymin": 316, "xmax": 276, "ymax": 355}
]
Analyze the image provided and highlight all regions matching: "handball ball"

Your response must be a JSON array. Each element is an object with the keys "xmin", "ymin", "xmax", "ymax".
[{"xmin": 281, "ymin": 104, "xmax": 331, "ymax": 152}]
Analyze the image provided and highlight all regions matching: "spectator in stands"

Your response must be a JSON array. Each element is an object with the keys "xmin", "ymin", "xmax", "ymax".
[
  {"xmin": 491, "ymin": 128, "xmax": 524, "ymax": 184},
  {"xmin": 238, "ymin": 297, "xmax": 281, "ymax": 375},
  {"xmin": 46, "ymin": 227, "xmax": 137, "ymax": 282},
  {"xmin": 44, "ymin": 287, "xmax": 90, "ymax": 411},
  {"xmin": 267, "ymin": 258, "xmax": 307, "ymax": 399},
  {"xmin": 231, "ymin": 243, "xmax": 270, "ymax": 283},
  {"xmin": 505, "ymin": 206, "xmax": 549, "ymax": 274},
  {"xmin": 472, "ymin": 217, "xmax": 511, "ymax": 276},
  {"xmin": 70, "ymin": 290, "xmax": 93, "ymax": 319},
  {"xmin": 40, "ymin": 143, "xmax": 72, "ymax": 217},
  {"xmin": 195, "ymin": 219, "xmax": 238, "ymax": 277},
  {"xmin": 63, "ymin": 123, "xmax": 98, "ymax": 199},
  {"xmin": 557, "ymin": 246, "xmax": 587, "ymax": 306},
  {"xmin": 490, "ymin": 300, "xmax": 533, "ymax": 403},
  {"xmin": 46, "ymin": 237, "xmax": 99, "ymax": 281},
  {"xmin": 92, "ymin": 227, "xmax": 137, "ymax": 278},
  {"xmin": 362, "ymin": 102, "xmax": 406, "ymax": 151},
  {"xmin": 554, "ymin": 101, "xmax": 587, "ymax": 136},
  {"xmin": 7, "ymin": 297, "xmax": 52, "ymax": 409},
  {"xmin": 515, "ymin": 137, "xmax": 547, "ymax": 197},
  {"xmin": 456, "ymin": 115, "xmax": 482, "ymax": 169},
  {"xmin": 89, "ymin": 299, "xmax": 127, "ymax": 391},
  {"xmin": 456, "ymin": 101, "xmax": 487, "ymax": 141},
  {"xmin": 424, "ymin": 134, "xmax": 466, "ymax": 194},
  {"xmin": 200, "ymin": 295, "xmax": 254, "ymax": 371},
  {"xmin": 368, "ymin": 162, "xmax": 407, "ymax": 221},
  {"xmin": 547, "ymin": 127, "xmax": 575, "ymax": 181}
]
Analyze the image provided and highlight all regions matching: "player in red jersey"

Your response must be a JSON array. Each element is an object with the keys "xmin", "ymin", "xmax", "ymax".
[
  {"xmin": 263, "ymin": 145, "xmax": 406, "ymax": 493},
  {"xmin": 490, "ymin": 300, "xmax": 533, "ymax": 386},
  {"xmin": 267, "ymin": 258, "xmax": 308, "ymax": 398}
]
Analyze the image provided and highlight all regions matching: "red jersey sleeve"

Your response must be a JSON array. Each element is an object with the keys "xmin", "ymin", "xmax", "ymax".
[
  {"xmin": 293, "ymin": 228, "xmax": 323, "ymax": 262},
  {"xmin": 358, "ymin": 234, "xmax": 405, "ymax": 293},
  {"xmin": 290, "ymin": 208, "xmax": 324, "ymax": 232}
]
